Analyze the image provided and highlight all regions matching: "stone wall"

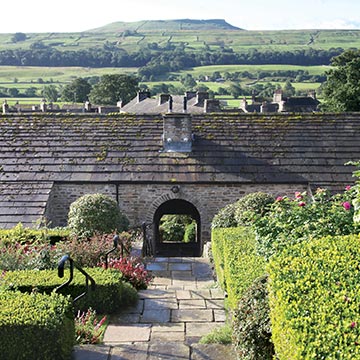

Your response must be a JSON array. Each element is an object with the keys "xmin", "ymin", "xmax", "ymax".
[{"xmin": 46, "ymin": 182, "xmax": 308, "ymax": 246}]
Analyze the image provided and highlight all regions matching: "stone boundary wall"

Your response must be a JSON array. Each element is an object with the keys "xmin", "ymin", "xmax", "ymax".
[{"xmin": 46, "ymin": 182, "xmax": 309, "ymax": 245}]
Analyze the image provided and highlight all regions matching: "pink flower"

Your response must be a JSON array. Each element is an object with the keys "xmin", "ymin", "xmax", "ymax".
[
  {"xmin": 276, "ymin": 196, "xmax": 284, "ymax": 202},
  {"xmin": 295, "ymin": 191, "xmax": 303, "ymax": 199},
  {"xmin": 298, "ymin": 201, "xmax": 306, "ymax": 207},
  {"xmin": 351, "ymin": 322, "xmax": 357, "ymax": 329},
  {"xmin": 345, "ymin": 185, "xmax": 352, "ymax": 191},
  {"xmin": 342, "ymin": 201, "xmax": 351, "ymax": 211}
]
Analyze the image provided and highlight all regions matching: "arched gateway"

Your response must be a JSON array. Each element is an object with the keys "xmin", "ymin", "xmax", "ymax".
[{"xmin": 152, "ymin": 199, "xmax": 201, "ymax": 257}]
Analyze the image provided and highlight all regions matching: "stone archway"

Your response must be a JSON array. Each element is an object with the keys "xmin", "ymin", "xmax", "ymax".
[{"xmin": 152, "ymin": 199, "xmax": 202, "ymax": 257}]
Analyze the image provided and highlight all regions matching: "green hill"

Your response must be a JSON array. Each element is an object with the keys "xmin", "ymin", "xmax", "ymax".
[{"xmin": 88, "ymin": 19, "xmax": 242, "ymax": 32}]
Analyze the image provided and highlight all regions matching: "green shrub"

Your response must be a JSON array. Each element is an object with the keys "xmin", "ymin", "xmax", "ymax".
[
  {"xmin": 211, "ymin": 202, "xmax": 238, "ymax": 229},
  {"xmin": 212, "ymin": 227, "xmax": 266, "ymax": 310},
  {"xmin": 0, "ymin": 290, "xmax": 74, "ymax": 360},
  {"xmin": 232, "ymin": 275, "xmax": 274, "ymax": 360},
  {"xmin": 254, "ymin": 187, "xmax": 358, "ymax": 260},
  {"xmin": 1, "ymin": 267, "xmax": 138, "ymax": 314},
  {"xmin": 234, "ymin": 192, "xmax": 274, "ymax": 226},
  {"xmin": 68, "ymin": 193, "xmax": 129, "ymax": 238},
  {"xmin": 268, "ymin": 234, "xmax": 360, "ymax": 360},
  {"xmin": 184, "ymin": 221, "xmax": 196, "ymax": 243},
  {"xmin": 0, "ymin": 223, "xmax": 69, "ymax": 246}
]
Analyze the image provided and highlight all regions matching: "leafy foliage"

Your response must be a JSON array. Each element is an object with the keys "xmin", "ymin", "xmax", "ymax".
[
  {"xmin": 61, "ymin": 77, "xmax": 92, "ymax": 102},
  {"xmin": 0, "ymin": 290, "xmax": 74, "ymax": 360},
  {"xmin": 74, "ymin": 308, "xmax": 107, "ymax": 344},
  {"xmin": 159, "ymin": 215, "xmax": 195, "ymax": 242},
  {"xmin": 254, "ymin": 187, "xmax": 357, "ymax": 260},
  {"xmin": 322, "ymin": 49, "xmax": 360, "ymax": 111},
  {"xmin": 1, "ymin": 267, "xmax": 138, "ymax": 314},
  {"xmin": 211, "ymin": 202, "xmax": 238, "ymax": 229},
  {"xmin": 68, "ymin": 193, "xmax": 129, "ymax": 238},
  {"xmin": 89, "ymin": 74, "xmax": 138, "ymax": 105},
  {"xmin": 100, "ymin": 256, "xmax": 153, "ymax": 290},
  {"xmin": 233, "ymin": 275, "xmax": 274, "ymax": 360},
  {"xmin": 234, "ymin": 192, "xmax": 274, "ymax": 226},
  {"xmin": 211, "ymin": 227, "xmax": 266, "ymax": 309},
  {"xmin": 268, "ymin": 235, "xmax": 360, "ymax": 360}
]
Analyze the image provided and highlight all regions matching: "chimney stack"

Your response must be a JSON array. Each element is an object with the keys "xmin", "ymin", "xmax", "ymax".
[
  {"xmin": 137, "ymin": 91, "xmax": 151, "ymax": 103},
  {"xmin": 163, "ymin": 114, "xmax": 192, "ymax": 153}
]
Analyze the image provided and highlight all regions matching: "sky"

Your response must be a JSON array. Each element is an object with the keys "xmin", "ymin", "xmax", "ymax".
[{"xmin": 1, "ymin": 0, "xmax": 360, "ymax": 33}]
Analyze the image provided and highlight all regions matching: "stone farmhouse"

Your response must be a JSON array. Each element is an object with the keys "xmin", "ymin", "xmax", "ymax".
[{"xmin": 0, "ymin": 111, "xmax": 359, "ymax": 256}]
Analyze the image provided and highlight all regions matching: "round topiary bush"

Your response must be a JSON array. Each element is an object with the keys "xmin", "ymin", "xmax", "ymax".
[
  {"xmin": 234, "ymin": 192, "xmax": 274, "ymax": 226},
  {"xmin": 68, "ymin": 193, "xmax": 129, "ymax": 238}
]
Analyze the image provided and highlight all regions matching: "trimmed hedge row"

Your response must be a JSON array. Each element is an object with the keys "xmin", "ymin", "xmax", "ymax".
[
  {"xmin": 212, "ymin": 227, "xmax": 265, "ymax": 309},
  {"xmin": 0, "ymin": 223, "xmax": 69, "ymax": 245},
  {"xmin": 268, "ymin": 234, "xmax": 360, "ymax": 360},
  {"xmin": 0, "ymin": 290, "xmax": 74, "ymax": 360},
  {"xmin": 1, "ymin": 267, "xmax": 138, "ymax": 314}
]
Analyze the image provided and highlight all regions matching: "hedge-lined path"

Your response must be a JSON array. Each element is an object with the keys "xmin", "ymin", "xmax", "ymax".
[{"xmin": 72, "ymin": 256, "xmax": 236, "ymax": 359}]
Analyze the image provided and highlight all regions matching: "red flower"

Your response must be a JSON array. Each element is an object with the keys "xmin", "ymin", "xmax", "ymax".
[
  {"xmin": 342, "ymin": 201, "xmax": 351, "ymax": 211},
  {"xmin": 351, "ymin": 322, "xmax": 357, "ymax": 329},
  {"xmin": 295, "ymin": 191, "xmax": 303, "ymax": 200},
  {"xmin": 298, "ymin": 201, "xmax": 306, "ymax": 207}
]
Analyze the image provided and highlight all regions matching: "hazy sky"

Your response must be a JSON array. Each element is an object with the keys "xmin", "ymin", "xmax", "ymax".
[{"xmin": 2, "ymin": 0, "xmax": 360, "ymax": 33}]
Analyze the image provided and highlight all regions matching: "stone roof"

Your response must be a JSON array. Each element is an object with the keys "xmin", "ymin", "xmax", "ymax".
[{"xmin": 0, "ymin": 112, "xmax": 359, "ymax": 225}]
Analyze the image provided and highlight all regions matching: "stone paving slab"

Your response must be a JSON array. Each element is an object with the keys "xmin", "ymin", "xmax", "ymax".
[
  {"xmin": 72, "ymin": 345, "xmax": 110, "ymax": 360},
  {"xmin": 151, "ymin": 330, "xmax": 185, "ymax": 342},
  {"xmin": 171, "ymin": 309, "xmax": 214, "ymax": 322},
  {"xmin": 170, "ymin": 263, "xmax": 192, "ymax": 271},
  {"xmin": 141, "ymin": 309, "xmax": 171, "ymax": 323},
  {"xmin": 138, "ymin": 289, "xmax": 176, "ymax": 299},
  {"xmin": 152, "ymin": 323, "xmax": 185, "ymax": 332},
  {"xmin": 191, "ymin": 344, "xmax": 237, "ymax": 360},
  {"xmin": 103, "ymin": 324, "xmax": 151, "ymax": 343},
  {"xmin": 148, "ymin": 342, "xmax": 190, "ymax": 359},
  {"xmin": 179, "ymin": 299, "xmax": 207, "ymax": 309},
  {"xmin": 111, "ymin": 343, "xmax": 149, "ymax": 360},
  {"xmin": 144, "ymin": 298, "xmax": 179, "ymax": 310}
]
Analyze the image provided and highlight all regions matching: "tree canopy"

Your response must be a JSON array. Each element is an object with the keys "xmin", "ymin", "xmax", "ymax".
[
  {"xmin": 322, "ymin": 50, "xmax": 360, "ymax": 112},
  {"xmin": 61, "ymin": 77, "xmax": 92, "ymax": 103},
  {"xmin": 89, "ymin": 74, "xmax": 139, "ymax": 105}
]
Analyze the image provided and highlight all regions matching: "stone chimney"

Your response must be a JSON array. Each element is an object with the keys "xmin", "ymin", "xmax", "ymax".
[
  {"xmin": 204, "ymin": 99, "xmax": 220, "ymax": 113},
  {"xmin": 195, "ymin": 91, "xmax": 209, "ymax": 106},
  {"xmin": 163, "ymin": 113, "xmax": 192, "ymax": 153},
  {"xmin": 159, "ymin": 94, "xmax": 171, "ymax": 105},
  {"xmin": 84, "ymin": 100, "xmax": 91, "ymax": 112},
  {"xmin": 240, "ymin": 97, "xmax": 248, "ymax": 112},
  {"xmin": 2, "ymin": 100, "xmax": 9, "ymax": 114},
  {"xmin": 40, "ymin": 99, "xmax": 47, "ymax": 112},
  {"xmin": 185, "ymin": 91, "xmax": 197, "ymax": 100},
  {"xmin": 273, "ymin": 89, "xmax": 283, "ymax": 103},
  {"xmin": 308, "ymin": 90, "xmax": 317, "ymax": 99},
  {"xmin": 137, "ymin": 91, "xmax": 151, "ymax": 103}
]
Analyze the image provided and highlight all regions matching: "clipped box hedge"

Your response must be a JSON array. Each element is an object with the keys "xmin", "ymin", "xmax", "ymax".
[
  {"xmin": 212, "ymin": 227, "xmax": 266, "ymax": 309},
  {"xmin": 268, "ymin": 234, "xmax": 360, "ymax": 360},
  {"xmin": 1, "ymin": 267, "xmax": 137, "ymax": 314},
  {"xmin": 0, "ymin": 290, "xmax": 74, "ymax": 360}
]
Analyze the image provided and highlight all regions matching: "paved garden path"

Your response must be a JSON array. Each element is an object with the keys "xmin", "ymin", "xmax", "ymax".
[{"xmin": 72, "ymin": 256, "xmax": 237, "ymax": 360}]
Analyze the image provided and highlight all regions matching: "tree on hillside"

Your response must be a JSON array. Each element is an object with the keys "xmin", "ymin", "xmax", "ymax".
[
  {"xmin": 282, "ymin": 80, "xmax": 296, "ymax": 97},
  {"xmin": 61, "ymin": 77, "xmax": 92, "ymax": 103},
  {"xmin": 89, "ymin": 74, "xmax": 139, "ymax": 105},
  {"xmin": 41, "ymin": 85, "xmax": 59, "ymax": 102},
  {"xmin": 322, "ymin": 49, "xmax": 360, "ymax": 112},
  {"xmin": 229, "ymin": 83, "xmax": 243, "ymax": 99}
]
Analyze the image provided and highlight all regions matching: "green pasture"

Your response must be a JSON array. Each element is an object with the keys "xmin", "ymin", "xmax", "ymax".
[
  {"xmin": 177, "ymin": 64, "xmax": 331, "ymax": 77},
  {"xmin": 1, "ymin": 27, "xmax": 360, "ymax": 54},
  {"xmin": 0, "ymin": 66, "xmax": 137, "ymax": 84}
]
